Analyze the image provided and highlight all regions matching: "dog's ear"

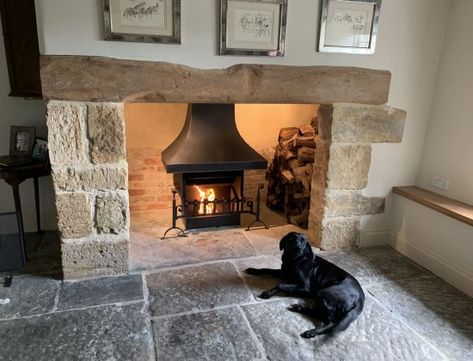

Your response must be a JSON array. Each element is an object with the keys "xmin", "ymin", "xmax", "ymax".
[
  {"xmin": 280, "ymin": 232, "xmax": 295, "ymax": 250},
  {"xmin": 300, "ymin": 234, "xmax": 314, "ymax": 258}
]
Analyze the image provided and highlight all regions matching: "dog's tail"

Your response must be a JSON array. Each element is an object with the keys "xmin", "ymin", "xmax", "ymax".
[{"xmin": 312, "ymin": 302, "xmax": 364, "ymax": 336}]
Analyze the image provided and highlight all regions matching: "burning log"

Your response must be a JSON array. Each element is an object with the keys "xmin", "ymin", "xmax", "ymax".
[{"xmin": 266, "ymin": 119, "xmax": 318, "ymax": 228}]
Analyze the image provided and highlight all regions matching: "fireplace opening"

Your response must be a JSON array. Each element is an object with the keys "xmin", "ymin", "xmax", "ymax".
[{"xmin": 125, "ymin": 103, "xmax": 319, "ymax": 238}]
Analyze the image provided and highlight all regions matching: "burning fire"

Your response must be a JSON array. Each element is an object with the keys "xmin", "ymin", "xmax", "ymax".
[{"xmin": 195, "ymin": 185, "xmax": 216, "ymax": 214}]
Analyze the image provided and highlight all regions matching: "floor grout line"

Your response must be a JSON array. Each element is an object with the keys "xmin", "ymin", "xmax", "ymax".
[
  {"xmin": 51, "ymin": 283, "xmax": 62, "ymax": 312},
  {"xmin": 130, "ymin": 253, "xmax": 274, "ymax": 276},
  {"xmin": 230, "ymin": 260, "xmax": 259, "ymax": 303},
  {"xmin": 141, "ymin": 273, "xmax": 158, "ymax": 361},
  {"xmin": 236, "ymin": 305, "xmax": 268, "ymax": 361},
  {"xmin": 0, "ymin": 298, "xmax": 144, "ymax": 323},
  {"xmin": 367, "ymin": 293, "xmax": 450, "ymax": 360}
]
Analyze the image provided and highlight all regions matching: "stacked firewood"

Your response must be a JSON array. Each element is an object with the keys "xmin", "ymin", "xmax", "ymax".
[{"xmin": 266, "ymin": 119, "xmax": 318, "ymax": 228}]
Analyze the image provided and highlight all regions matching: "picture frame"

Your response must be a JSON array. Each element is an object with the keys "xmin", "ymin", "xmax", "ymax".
[
  {"xmin": 220, "ymin": 0, "xmax": 288, "ymax": 56},
  {"xmin": 9, "ymin": 126, "xmax": 35, "ymax": 157},
  {"xmin": 318, "ymin": 0, "xmax": 382, "ymax": 54},
  {"xmin": 31, "ymin": 138, "xmax": 49, "ymax": 162},
  {"xmin": 103, "ymin": 0, "xmax": 181, "ymax": 44}
]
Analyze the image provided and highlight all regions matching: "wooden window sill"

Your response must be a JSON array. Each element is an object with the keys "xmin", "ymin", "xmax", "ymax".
[{"xmin": 392, "ymin": 186, "xmax": 473, "ymax": 227}]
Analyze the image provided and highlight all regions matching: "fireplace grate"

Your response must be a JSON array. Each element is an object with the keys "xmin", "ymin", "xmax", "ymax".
[{"xmin": 161, "ymin": 184, "xmax": 268, "ymax": 239}]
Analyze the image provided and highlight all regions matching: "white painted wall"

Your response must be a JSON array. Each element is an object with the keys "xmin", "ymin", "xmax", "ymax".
[
  {"xmin": 34, "ymin": 0, "xmax": 451, "ymax": 241},
  {"xmin": 391, "ymin": 196, "xmax": 473, "ymax": 297},
  {"xmin": 0, "ymin": 18, "xmax": 55, "ymax": 234},
  {"xmin": 416, "ymin": 0, "xmax": 473, "ymax": 204},
  {"xmin": 390, "ymin": 0, "xmax": 473, "ymax": 297}
]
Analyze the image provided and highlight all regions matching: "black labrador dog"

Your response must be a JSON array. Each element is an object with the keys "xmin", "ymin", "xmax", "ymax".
[{"xmin": 245, "ymin": 232, "xmax": 365, "ymax": 338}]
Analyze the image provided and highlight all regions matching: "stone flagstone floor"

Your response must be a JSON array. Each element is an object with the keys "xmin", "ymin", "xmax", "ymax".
[{"xmin": 1, "ymin": 227, "xmax": 473, "ymax": 360}]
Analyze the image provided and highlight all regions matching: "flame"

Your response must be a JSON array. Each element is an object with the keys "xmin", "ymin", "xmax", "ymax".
[{"xmin": 195, "ymin": 185, "xmax": 216, "ymax": 214}]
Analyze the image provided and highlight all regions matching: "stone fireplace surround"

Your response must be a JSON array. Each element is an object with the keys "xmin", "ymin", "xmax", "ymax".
[{"xmin": 41, "ymin": 56, "xmax": 406, "ymax": 279}]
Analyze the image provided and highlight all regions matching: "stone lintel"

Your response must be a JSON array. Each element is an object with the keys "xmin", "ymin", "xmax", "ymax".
[
  {"xmin": 61, "ymin": 236, "xmax": 129, "ymax": 279},
  {"xmin": 40, "ymin": 56, "xmax": 391, "ymax": 105},
  {"xmin": 332, "ymin": 104, "xmax": 407, "ymax": 143}
]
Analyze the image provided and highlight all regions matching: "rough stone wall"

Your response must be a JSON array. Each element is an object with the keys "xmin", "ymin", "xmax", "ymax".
[
  {"xmin": 308, "ymin": 104, "xmax": 407, "ymax": 250},
  {"xmin": 47, "ymin": 101, "xmax": 129, "ymax": 279}
]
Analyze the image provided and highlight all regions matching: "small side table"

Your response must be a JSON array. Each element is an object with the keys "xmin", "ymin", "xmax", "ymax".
[{"xmin": 0, "ymin": 162, "xmax": 51, "ymax": 267}]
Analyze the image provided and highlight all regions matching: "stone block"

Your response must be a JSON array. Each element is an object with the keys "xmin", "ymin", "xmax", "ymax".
[
  {"xmin": 327, "ymin": 144, "xmax": 372, "ymax": 190},
  {"xmin": 320, "ymin": 217, "xmax": 360, "ymax": 250},
  {"xmin": 56, "ymin": 192, "xmax": 93, "ymax": 239},
  {"xmin": 47, "ymin": 102, "xmax": 88, "ymax": 166},
  {"xmin": 146, "ymin": 262, "xmax": 253, "ymax": 317},
  {"xmin": 52, "ymin": 166, "xmax": 127, "ymax": 192},
  {"xmin": 242, "ymin": 298, "xmax": 443, "ymax": 361},
  {"xmin": 61, "ymin": 237, "xmax": 129, "ymax": 279},
  {"xmin": 95, "ymin": 192, "xmax": 128, "ymax": 234},
  {"xmin": 332, "ymin": 104, "xmax": 407, "ymax": 143},
  {"xmin": 88, "ymin": 103, "xmax": 125, "ymax": 164},
  {"xmin": 153, "ymin": 308, "xmax": 264, "ymax": 361},
  {"xmin": 0, "ymin": 276, "xmax": 60, "ymax": 318},
  {"xmin": 57, "ymin": 274, "xmax": 143, "ymax": 311},
  {"xmin": 0, "ymin": 304, "xmax": 151, "ymax": 361},
  {"xmin": 324, "ymin": 190, "xmax": 385, "ymax": 217}
]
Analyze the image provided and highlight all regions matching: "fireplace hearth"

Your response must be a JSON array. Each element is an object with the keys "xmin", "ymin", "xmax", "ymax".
[{"xmin": 161, "ymin": 103, "xmax": 269, "ymax": 235}]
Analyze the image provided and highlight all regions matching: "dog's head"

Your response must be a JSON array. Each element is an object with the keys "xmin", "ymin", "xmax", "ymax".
[{"xmin": 279, "ymin": 232, "xmax": 313, "ymax": 260}]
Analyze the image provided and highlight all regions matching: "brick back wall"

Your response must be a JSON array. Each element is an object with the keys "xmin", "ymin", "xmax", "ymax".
[{"xmin": 127, "ymin": 148, "xmax": 174, "ymax": 216}]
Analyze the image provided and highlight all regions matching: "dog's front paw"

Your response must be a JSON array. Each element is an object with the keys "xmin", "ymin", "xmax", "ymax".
[
  {"xmin": 301, "ymin": 329, "xmax": 317, "ymax": 339},
  {"xmin": 244, "ymin": 268, "xmax": 259, "ymax": 275},
  {"xmin": 288, "ymin": 304, "xmax": 303, "ymax": 313},
  {"xmin": 259, "ymin": 291, "xmax": 273, "ymax": 299}
]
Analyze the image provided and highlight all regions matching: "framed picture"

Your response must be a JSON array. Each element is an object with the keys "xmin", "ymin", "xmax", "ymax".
[
  {"xmin": 220, "ymin": 0, "xmax": 288, "ymax": 56},
  {"xmin": 318, "ymin": 0, "xmax": 382, "ymax": 54},
  {"xmin": 103, "ymin": 0, "xmax": 181, "ymax": 44},
  {"xmin": 31, "ymin": 138, "xmax": 49, "ymax": 162},
  {"xmin": 9, "ymin": 126, "xmax": 35, "ymax": 157}
]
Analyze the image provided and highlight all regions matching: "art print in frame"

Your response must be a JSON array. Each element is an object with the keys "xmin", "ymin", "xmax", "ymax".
[
  {"xmin": 318, "ymin": 0, "xmax": 382, "ymax": 54},
  {"xmin": 103, "ymin": 0, "xmax": 181, "ymax": 44},
  {"xmin": 9, "ymin": 126, "xmax": 35, "ymax": 157},
  {"xmin": 31, "ymin": 138, "xmax": 49, "ymax": 162},
  {"xmin": 220, "ymin": 0, "xmax": 288, "ymax": 56}
]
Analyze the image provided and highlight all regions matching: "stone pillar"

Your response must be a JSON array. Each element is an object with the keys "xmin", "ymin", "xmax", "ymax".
[
  {"xmin": 308, "ymin": 104, "xmax": 406, "ymax": 250},
  {"xmin": 47, "ymin": 101, "xmax": 129, "ymax": 279}
]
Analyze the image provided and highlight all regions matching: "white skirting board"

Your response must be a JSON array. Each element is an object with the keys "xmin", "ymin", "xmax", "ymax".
[
  {"xmin": 359, "ymin": 230, "xmax": 392, "ymax": 247},
  {"xmin": 390, "ymin": 231, "xmax": 473, "ymax": 298}
]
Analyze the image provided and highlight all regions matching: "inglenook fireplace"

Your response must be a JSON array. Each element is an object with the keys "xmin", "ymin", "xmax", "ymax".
[{"xmin": 161, "ymin": 103, "xmax": 268, "ymax": 235}]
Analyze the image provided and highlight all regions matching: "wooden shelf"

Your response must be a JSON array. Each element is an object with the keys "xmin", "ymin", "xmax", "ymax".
[{"xmin": 393, "ymin": 186, "xmax": 473, "ymax": 227}]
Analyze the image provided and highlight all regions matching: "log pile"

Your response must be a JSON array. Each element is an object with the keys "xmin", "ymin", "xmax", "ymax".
[{"xmin": 266, "ymin": 119, "xmax": 318, "ymax": 228}]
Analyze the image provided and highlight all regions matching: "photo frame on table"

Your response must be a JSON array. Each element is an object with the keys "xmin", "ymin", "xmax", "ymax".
[
  {"xmin": 220, "ymin": 0, "xmax": 288, "ymax": 56},
  {"xmin": 103, "ymin": 0, "xmax": 181, "ymax": 44},
  {"xmin": 318, "ymin": 0, "xmax": 382, "ymax": 54},
  {"xmin": 31, "ymin": 138, "xmax": 49, "ymax": 162},
  {"xmin": 9, "ymin": 126, "xmax": 35, "ymax": 157}
]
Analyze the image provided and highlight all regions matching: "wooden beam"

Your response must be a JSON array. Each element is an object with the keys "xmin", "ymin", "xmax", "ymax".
[{"xmin": 40, "ymin": 55, "xmax": 391, "ymax": 104}]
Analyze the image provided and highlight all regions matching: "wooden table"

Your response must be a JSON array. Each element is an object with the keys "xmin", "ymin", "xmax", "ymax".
[{"xmin": 0, "ymin": 162, "xmax": 51, "ymax": 267}]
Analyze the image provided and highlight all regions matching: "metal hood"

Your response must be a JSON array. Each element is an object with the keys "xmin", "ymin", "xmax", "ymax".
[{"xmin": 162, "ymin": 104, "xmax": 268, "ymax": 173}]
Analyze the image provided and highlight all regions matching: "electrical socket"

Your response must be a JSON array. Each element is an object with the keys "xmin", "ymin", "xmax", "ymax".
[{"xmin": 432, "ymin": 175, "xmax": 450, "ymax": 191}]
